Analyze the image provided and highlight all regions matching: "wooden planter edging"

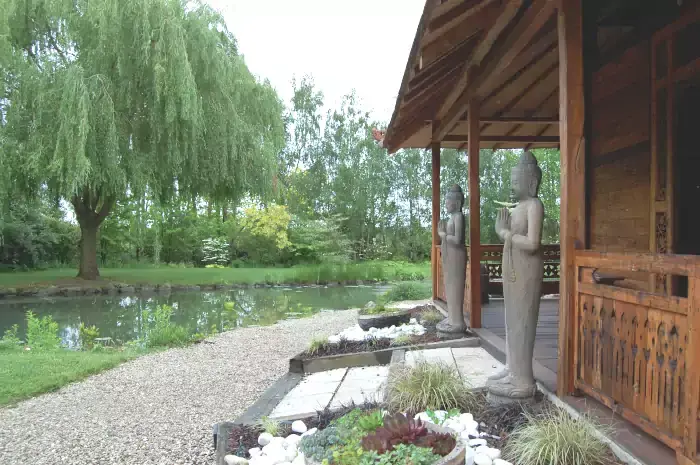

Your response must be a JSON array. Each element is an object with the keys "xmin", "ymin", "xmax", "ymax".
[{"xmin": 289, "ymin": 336, "xmax": 480, "ymax": 375}]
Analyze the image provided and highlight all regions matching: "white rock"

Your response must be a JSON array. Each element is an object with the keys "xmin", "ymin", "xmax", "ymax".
[
  {"xmin": 469, "ymin": 438, "xmax": 488, "ymax": 447},
  {"xmin": 291, "ymin": 420, "xmax": 308, "ymax": 433},
  {"xmin": 493, "ymin": 459, "xmax": 512, "ymax": 465},
  {"xmin": 284, "ymin": 434, "xmax": 301, "ymax": 446},
  {"xmin": 328, "ymin": 335, "xmax": 341, "ymax": 344},
  {"xmin": 410, "ymin": 318, "xmax": 418, "ymax": 324},
  {"xmin": 464, "ymin": 447, "xmax": 476, "ymax": 465},
  {"xmin": 269, "ymin": 437, "xmax": 286, "ymax": 447},
  {"xmin": 460, "ymin": 430, "xmax": 473, "ymax": 440},
  {"xmin": 291, "ymin": 452, "xmax": 305, "ymax": 465},
  {"xmin": 224, "ymin": 455, "xmax": 249, "ymax": 465},
  {"xmin": 465, "ymin": 428, "xmax": 480, "ymax": 438},
  {"xmin": 459, "ymin": 413, "xmax": 474, "ymax": 424},
  {"xmin": 263, "ymin": 450, "xmax": 287, "ymax": 465},
  {"xmin": 249, "ymin": 456, "xmax": 274, "ymax": 465},
  {"xmin": 443, "ymin": 419, "xmax": 465, "ymax": 432},
  {"xmin": 474, "ymin": 454, "xmax": 493, "ymax": 465},
  {"xmin": 258, "ymin": 432, "xmax": 273, "ymax": 446},
  {"xmin": 484, "ymin": 448, "xmax": 501, "ymax": 460},
  {"xmin": 284, "ymin": 446, "xmax": 297, "ymax": 462},
  {"xmin": 249, "ymin": 447, "xmax": 262, "ymax": 457},
  {"xmin": 464, "ymin": 420, "xmax": 480, "ymax": 432},
  {"xmin": 475, "ymin": 445, "xmax": 490, "ymax": 454},
  {"xmin": 301, "ymin": 427, "xmax": 317, "ymax": 437},
  {"xmin": 414, "ymin": 412, "xmax": 432, "ymax": 423}
]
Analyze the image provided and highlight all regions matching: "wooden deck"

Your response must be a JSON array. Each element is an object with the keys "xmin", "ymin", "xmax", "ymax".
[{"xmin": 481, "ymin": 297, "xmax": 560, "ymax": 374}]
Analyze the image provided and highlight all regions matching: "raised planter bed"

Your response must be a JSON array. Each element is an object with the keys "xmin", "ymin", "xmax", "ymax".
[
  {"xmin": 289, "ymin": 336, "xmax": 479, "ymax": 374},
  {"xmin": 358, "ymin": 307, "xmax": 412, "ymax": 330}
]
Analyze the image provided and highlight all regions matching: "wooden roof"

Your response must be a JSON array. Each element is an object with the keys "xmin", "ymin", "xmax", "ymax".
[{"xmin": 383, "ymin": 0, "xmax": 560, "ymax": 153}]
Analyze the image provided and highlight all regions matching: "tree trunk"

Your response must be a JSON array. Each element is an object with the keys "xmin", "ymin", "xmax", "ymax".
[
  {"xmin": 72, "ymin": 189, "xmax": 115, "ymax": 280},
  {"xmin": 79, "ymin": 223, "xmax": 100, "ymax": 279}
]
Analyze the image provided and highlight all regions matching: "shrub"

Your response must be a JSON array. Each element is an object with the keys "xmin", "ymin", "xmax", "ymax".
[
  {"xmin": 79, "ymin": 323, "xmax": 100, "ymax": 350},
  {"xmin": 419, "ymin": 309, "xmax": 443, "ymax": 326},
  {"xmin": 390, "ymin": 335, "xmax": 412, "ymax": 347},
  {"xmin": 141, "ymin": 305, "xmax": 189, "ymax": 348},
  {"xmin": 504, "ymin": 405, "xmax": 611, "ymax": 465},
  {"xmin": 307, "ymin": 336, "xmax": 329, "ymax": 355},
  {"xmin": 380, "ymin": 282, "xmax": 430, "ymax": 304},
  {"xmin": 386, "ymin": 360, "xmax": 476, "ymax": 414},
  {"xmin": 26, "ymin": 311, "xmax": 61, "ymax": 349}
]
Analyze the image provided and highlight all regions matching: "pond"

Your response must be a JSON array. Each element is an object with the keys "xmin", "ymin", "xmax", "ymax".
[{"xmin": 0, "ymin": 285, "xmax": 389, "ymax": 348}]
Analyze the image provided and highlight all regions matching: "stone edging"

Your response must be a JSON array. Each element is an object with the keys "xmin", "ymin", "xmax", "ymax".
[{"xmin": 0, "ymin": 280, "xmax": 386, "ymax": 300}]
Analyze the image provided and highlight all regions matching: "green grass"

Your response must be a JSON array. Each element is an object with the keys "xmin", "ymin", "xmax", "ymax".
[
  {"xmin": 379, "ymin": 281, "xmax": 432, "ymax": 304},
  {"xmin": 0, "ymin": 261, "xmax": 430, "ymax": 289},
  {"xmin": 0, "ymin": 347, "xmax": 141, "ymax": 406}
]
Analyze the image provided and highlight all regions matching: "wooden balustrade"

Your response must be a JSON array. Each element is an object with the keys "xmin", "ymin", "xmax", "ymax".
[{"xmin": 573, "ymin": 251, "xmax": 700, "ymax": 463}]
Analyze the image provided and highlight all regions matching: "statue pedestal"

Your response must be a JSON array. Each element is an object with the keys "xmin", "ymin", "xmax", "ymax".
[
  {"xmin": 486, "ymin": 390, "xmax": 538, "ymax": 407},
  {"xmin": 436, "ymin": 318, "xmax": 466, "ymax": 335}
]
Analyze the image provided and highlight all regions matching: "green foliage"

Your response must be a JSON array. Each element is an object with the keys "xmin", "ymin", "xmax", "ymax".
[
  {"xmin": 361, "ymin": 413, "xmax": 427, "ymax": 455},
  {"xmin": 231, "ymin": 203, "xmax": 292, "ymax": 265},
  {"xmin": 26, "ymin": 311, "xmax": 61, "ymax": 350},
  {"xmin": 380, "ymin": 282, "xmax": 431, "ymax": 304},
  {"xmin": 201, "ymin": 238, "xmax": 229, "ymax": 266},
  {"xmin": 390, "ymin": 335, "xmax": 412, "ymax": 346},
  {"xmin": 287, "ymin": 214, "xmax": 353, "ymax": 264},
  {"xmin": 141, "ymin": 305, "xmax": 189, "ymax": 348},
  {"xmin": 504, "ymin": 406, "xmax": 612, "ymax": 465},
  {"xmin": 359, "ymin": 443, "xmax": 440, "ymax": 465},
  {"xmin": 359, "ymin": 304, "xmax": 389, "ymax": 316},
  {"xmin": 308, "ymin": 336, "xmax": 329, "ymax": 355},
  {"xmin": 0, "ymin": 324, "xmax": 21, "ymax": 350},
  {"xmin": 418, "ymin": 309, "xmax": 443, "ymax": 326},
  {"xmin": 299, "ymin": 426, "xmax": 342, "ymax": 463},
  {"xmin": 258, "ymin": 416, "xmax": 281, "ymax": 437},
  {"xmin": 78, "ymin": 323, "xmax": 100, "ymax": 350},
  {"xmin": 386, "ymin": 360, "xmax": 476, "ymax": 414},
  {"xmin": 358, "ymin": 410, "xmax": 385, "ymax": 433},
  {"xmin": 425, "ymin": 408, "xmax": 460, "ymax": 426}
]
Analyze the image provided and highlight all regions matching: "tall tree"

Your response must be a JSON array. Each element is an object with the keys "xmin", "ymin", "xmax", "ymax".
[{"xmin": 0, "ymin": 0, "xmax": 285, "ymax": 279}]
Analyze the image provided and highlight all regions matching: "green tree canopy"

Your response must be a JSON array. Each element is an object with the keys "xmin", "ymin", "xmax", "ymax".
[{"xmin": 0, "ymin": 0, "xmax": 285, "ymax": 278}]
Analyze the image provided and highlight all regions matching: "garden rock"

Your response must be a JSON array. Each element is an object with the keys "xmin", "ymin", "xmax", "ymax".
[
  {"xmin": 465, "ymin": 447, "xmax": 476, "ymax": 465},
  {"xmin": 474, "ymin": 454, "xmax": 493, "ymax": 465},
  {"xmin": 469, "ymin": 438, "xmax": 487, "ymax": 447},
  {"xmin": 284, "ymin": 434, "xmax": 301, "ymax": 447},
  {"xmin": 493, "ymin": 460, "xmax": 512, "ymax": 465},
  {"xmin": 224, "ymin": 455, "xmax": 249, "ymax": 465},
  {"xmin": 301, "ymin": 427, "xmax": 317, "ymax": 437},
  {"xmin": 249, "ymin": 447, "xmax": 262, "ymax": 457},
  {"xmin": 258, "ymin": 433, "xmax": 273, "ymax": 446},
  {"xmin": 291, "ymin": 420, "xmax": 307, "ymax": 433}
]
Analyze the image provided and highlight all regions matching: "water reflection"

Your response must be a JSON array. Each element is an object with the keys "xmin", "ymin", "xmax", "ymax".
[{"xmin": 0, "ymin": 285, "xmax": 388, "ymax": 347}]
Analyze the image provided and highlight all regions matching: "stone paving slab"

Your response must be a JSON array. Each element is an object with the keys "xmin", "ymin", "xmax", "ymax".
[
  {"xmin": 269, "ymin": 368, "xmax": 347, "ymax": 420},
  {"xmin": 330, "ymin": 366, "xmax": 388, "ymax": 409},
  {"xmin": 451, "ymin": 347, "xmax": 504, "ymax": 389}
]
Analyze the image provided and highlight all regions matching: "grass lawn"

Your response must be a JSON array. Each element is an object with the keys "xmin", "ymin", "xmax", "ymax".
[
  {"xmin": 0, "ymin": 347, "xmax": 142, "ymax": 406},
  {"xmin": 0, "ymin": 261, "xmax": 430, "ymax": 289}
]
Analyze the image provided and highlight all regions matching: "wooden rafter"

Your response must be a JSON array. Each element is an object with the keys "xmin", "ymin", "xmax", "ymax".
[
  {"xmin": 421, "ymin": 0, "xmax": 501, "ymax": 66},
  {"xmin": 492, "ymin": 86, "xmax": 558, "ymax": 149},
  {"xmin": 480, "ymin": 117, "xmax": 559, "ymax": 124},
  {"xmin": 443, "ymin": 135, "xmax": 559, "ymax": 143},
  {"xmin": 434, "ymin": 0, "xmax": 556, "ymax": 141}
]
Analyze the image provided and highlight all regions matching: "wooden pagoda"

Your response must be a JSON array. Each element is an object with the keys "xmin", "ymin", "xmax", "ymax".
[{"xmin": 381, "ymin": 0, "xmax": 700, "ymax": 463}]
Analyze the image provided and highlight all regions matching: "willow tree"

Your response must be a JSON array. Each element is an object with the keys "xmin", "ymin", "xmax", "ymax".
[{"xmin": 0, "ymin": 0, "xmax": 285, "ymax": 278}]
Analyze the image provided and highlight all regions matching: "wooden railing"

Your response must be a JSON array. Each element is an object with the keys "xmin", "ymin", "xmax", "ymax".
[
  {"xmin": 434, "ymin": 243, "xmax": 561, "ymax": 302},
  {"xmin": 574, "ymin": 251, "xmax": 700, "ymax": 463}
]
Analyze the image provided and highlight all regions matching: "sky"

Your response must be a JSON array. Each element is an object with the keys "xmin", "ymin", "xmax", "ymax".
[{"xmin": 205, "ymin": 0, "xmax": 426, "ymax": 124}]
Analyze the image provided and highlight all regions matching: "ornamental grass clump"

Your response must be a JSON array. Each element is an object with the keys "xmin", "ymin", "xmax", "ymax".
[
  {"xmin": 386, "ymin": 360, "xmax": 476, "ymax": 414},
  {"xmin": 504, "ymin": 406, "xmax": 612, "ymax": 465}
]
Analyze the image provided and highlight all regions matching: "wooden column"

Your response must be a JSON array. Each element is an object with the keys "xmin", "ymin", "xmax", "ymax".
[
  {"xmin": 557, "ymin": 0, "xmax": 586, "ymax": 398},
  {"xmin": 431, "ymin": 142, "xmax": 441, "ymax": 300},
  {"xmin": 468, "ymin": 99, "xmax": 481, "ymax": 328}
]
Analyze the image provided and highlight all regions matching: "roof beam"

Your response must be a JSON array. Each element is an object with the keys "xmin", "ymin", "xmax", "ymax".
[
  {"xmin": 443, "ymin": 135, "xmax": 559, "ymax": 143},
  {"xmin": 479, "ymin": 117, "xmax": 559, "ymax": 124},
  {"xmin": 492, "ymin": 86, "xmax": 558, "ymax": 149},
  {"xmin": 434, "ymin": 0, "xmax": 556, "ymax": 141}
]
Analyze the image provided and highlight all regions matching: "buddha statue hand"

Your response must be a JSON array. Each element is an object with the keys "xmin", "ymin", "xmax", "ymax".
[{"xmin": 495, "ymin": 207, "xmax": 511, "ymax": 240}]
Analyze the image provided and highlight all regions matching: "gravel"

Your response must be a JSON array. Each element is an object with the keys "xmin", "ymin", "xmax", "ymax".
[{"xmin": 0, "ymin": 309, "xmax": 358, "ymax": 465}]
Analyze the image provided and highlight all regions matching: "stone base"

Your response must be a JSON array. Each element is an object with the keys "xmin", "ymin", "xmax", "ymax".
[
  {"xmin": 436, "ymin": 331, "xmax": 464, "ymax": 340},
  {"xmin": 487, "ymin": 391, "xmax": 538, "ymax": 407},
  {"xmin": 436, "ymin": 318, "xmax": 466, "ymax": 334}
]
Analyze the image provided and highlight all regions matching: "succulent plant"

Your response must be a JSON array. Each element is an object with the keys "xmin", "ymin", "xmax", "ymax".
[
  {"xmin": 360, "ymin": 413, "xmax": 428, "ymax": 454},
  {"xmin": 415, "ymin": 432, "xmax": 457, "ymax": 457}
]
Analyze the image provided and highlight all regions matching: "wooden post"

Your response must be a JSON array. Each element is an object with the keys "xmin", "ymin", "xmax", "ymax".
[
  {"xmin": 468, "ymin": 99, "xmax": 481, "ymax": 328},
  {"xmin": 431, "ymin": 142, "xmax": 441, "ymax": 300},
  {"xmin": 557, "ymin": 0, "xmax": 586, "ymax": 398},
  {"xmin": 680, "ymin": 270, "xmax": 700, "ymax": 461}
]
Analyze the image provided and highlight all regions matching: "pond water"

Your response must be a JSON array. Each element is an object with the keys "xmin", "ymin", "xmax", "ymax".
[{"xmin": 0, "ymin": 285, "xmax": 388, "ymax": 348}]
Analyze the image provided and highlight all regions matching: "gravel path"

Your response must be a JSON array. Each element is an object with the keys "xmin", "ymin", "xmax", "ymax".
[{"xmin": 0, "ymin": 310, "xmax": 357, "ymax": 465}]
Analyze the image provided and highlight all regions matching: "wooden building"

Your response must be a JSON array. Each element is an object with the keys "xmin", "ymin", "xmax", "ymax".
[{"xmin": 380, "ymin": 0, "xmax": 700, "ymax": 463}]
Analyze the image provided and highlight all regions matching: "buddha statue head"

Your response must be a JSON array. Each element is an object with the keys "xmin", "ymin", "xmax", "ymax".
[
  {"xmin": 511, "ymin": 151, "xmax": 542, "ymax": 200},
  {"xmin": 445, "ymin": 184, "xmax": 465, "ymax": 214}
]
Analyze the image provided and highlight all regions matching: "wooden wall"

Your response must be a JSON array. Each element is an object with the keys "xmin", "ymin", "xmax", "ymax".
[{"xmin": 589, "ymin": 41, "xmax": 651, "ymax": 254}]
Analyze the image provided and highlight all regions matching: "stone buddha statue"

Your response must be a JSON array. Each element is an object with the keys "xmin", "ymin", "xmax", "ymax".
[
  {"xmin": 436, "ymin": 184, "xmax": 467, "ymax": 334},
  {"xmin": 487, "ymin": 151, "xmax": 545, "ymax": 403}
]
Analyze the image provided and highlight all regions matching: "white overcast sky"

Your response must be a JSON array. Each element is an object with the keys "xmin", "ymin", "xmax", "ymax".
[{"xmin": 205, "ymin": 0, "xmax": 426, "ymax": 124}]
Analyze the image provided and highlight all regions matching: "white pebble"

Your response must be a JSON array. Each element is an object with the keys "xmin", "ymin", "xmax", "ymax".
[
  {"xmin": 224, "ymin": 455, "xmax": 249, "ymax": 465},
  {"xmin": 474, "ymin": 453, "xmax": 493, "ymax": 465},
  {"xmin": 485, "ymin": 448, "xmax": 501, "ymax": 460},
  {"xmin": 414, "ymin": 412, "xmax": 432, "ymax": 423},
  {"xmin": 284, "ymin": 434, "xmax": 301, "ymax": 446},
  {"xmin": 249, "ymin": 447, "xmax": 262, "ymax": 457},
  {"xmin": 291, "ymin": 452, "xmax": 305, "ymax": 465},
  {"xmin": 469, "ymin": 438, "xmax": 488, "ymax": 447},
  {"xmin": 464, "ymin": 420, "xmax": 480, "ymax": 432},
  {"xmin": 465, "ymin": 428, "xmax": 480, "ymax": 438},
  {"xmin": 249, "ymin": 456, "xmax": 274, "ymax": 465},
  {"xmin": 291, "ymin": 420, "xmax": 307, "ymax": 433},
  {"xmin": 301, "ymin": 427, "xmax": 317, "ymax": 437},
  {"xmin": 475, "ymin": 445, "xmax": 490, "ymax": 454},
  {"xmin": 465, "ymin": 446, "xmax": 476, "ymax": 465},
  {"xmin": 494, "ymin": 460, "xmax": 513, "ymax": 465},
  {"xmin": 460, "ymin": 413, "xmax": 474, "ymax": 423},
  {"xmin": 258, "ymin": 432, "xmax": 273, "ymax": 446},
  {"xmin": 284, "ymin": 445, "xmax": 297, "ymax": 462},
  {"xmin": 444, "ymin": 419, "xmax": 465, "ymax": 432}
]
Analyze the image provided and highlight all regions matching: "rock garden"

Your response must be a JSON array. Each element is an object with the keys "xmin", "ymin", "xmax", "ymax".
[{"xmin": 222, "ymin": 357, "xmax": 624, "ymax": 465}]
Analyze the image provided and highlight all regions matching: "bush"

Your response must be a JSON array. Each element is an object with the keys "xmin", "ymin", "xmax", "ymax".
[
  {"xmin": 380, "ymin": 282, "xmax": 430, "ymax": 304},
  {"xmin": 386, "ymin": 360, "xmax": 476, "ymax": 414},
  {"xmin": 419, "ymin": 309, "xmax": 443, "ymax": 326},
  {"xmin": 0, "ymin": 324, "xmax": 21, "ymax": 350},
  {"xmin": 141, "ymin": 305, "xmax": 189, "ymax": 348},
  {"xmin": 79, "ymin": 323, "xmax": 100, "ymax": 350},
  {"xmin": 26, "ymin": 311, "xmax": 61, "ymax": 350},
  {"xmin": 504, "ymin": 406, "xmax": 612, "ymax": 465}
]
